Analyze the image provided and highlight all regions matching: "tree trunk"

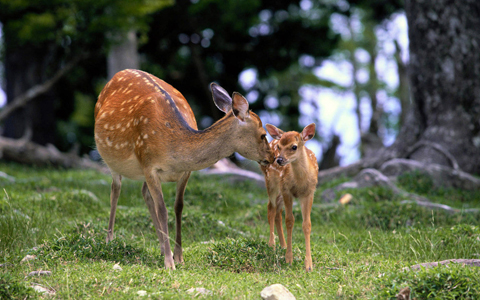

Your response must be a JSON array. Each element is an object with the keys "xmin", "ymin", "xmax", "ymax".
[
  {"xmin": 107, "ymin": 30, "xmax": 139, "ymax": 80},
  {"xmin": 3, "ymin": 43, "xmax": 56, "ymax": 145},
  {"xmin": 319, "ymin": 0, "xmax": 480, "ymax": 182},
  {"xmin": 392, "ymin": 0, "xmax": 480, "ymax": 174}
]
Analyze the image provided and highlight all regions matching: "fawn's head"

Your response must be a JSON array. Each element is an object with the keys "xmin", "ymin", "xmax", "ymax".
[
  {"xmin": 211, "ymin": 83, "xmax": 274, "ymax": 165},
  {"xmin": 266, "ymin": 123, "xmax": 316, "ymax": 166}
]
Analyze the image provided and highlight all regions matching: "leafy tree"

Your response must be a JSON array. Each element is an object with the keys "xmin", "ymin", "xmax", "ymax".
[{"xmin": 0, "ymin": 0, "xmax": 171, "ymax": 151}]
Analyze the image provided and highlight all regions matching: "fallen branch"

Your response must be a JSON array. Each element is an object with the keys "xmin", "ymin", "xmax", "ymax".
[
  {"xmin": 0, "ymin": 136, "xmax": 107, "ymax": 172},
  {"xmin": 201, "ymin": 158, "xmax": 265, "ymax": 186}
]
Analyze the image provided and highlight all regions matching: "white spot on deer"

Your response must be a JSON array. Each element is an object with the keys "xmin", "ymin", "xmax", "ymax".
[
  {"xmin": 114, "ymin": 144, "xmax": 120, "ymax": 150},
  {"xmin": 121, "ymin": 127, "xmax": 126, "ymax": 132},
  {"xmin": 110, "ymin": 90, "xmax": 117, "ymax": 96},
  {"xmin": 139, "ymin": 116, "xmax": 144, "ymax": 121},
  {"xmin": 143, "ymin": 134, "xmax": 148, "ymax": 139},
  {"xmin": 109, "ymin": 126, "xmax": 115, "ymax": 130},
  {"xmin": 144, "ymin": 118, "xmax": 149, "ymax": 124},
  {"xmin": 106, "ymin": 137, "xmax": 113, "ymax": 147},
  {"xmin": 133, "ymin": 95, "xmax": 140, "ymax": 101},
  {"xmin": 151, "ymin": 130, "xmax": 156, "ymax": 135},
  {"xmin": 116, "ymin": 123, "xmax": 121, "ymax": 129},
  {"xmin": 104, "ymin": 124, "xmax": 109, "ymax": 130}
]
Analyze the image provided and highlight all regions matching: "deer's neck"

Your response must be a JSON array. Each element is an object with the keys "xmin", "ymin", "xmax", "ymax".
[{"xmin": 172, "ymin": 114, "xmax": 238, "ymax": 172}]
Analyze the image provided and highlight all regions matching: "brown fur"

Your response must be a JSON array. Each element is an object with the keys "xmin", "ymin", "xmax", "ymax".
[
  {"xmin": 260, "ymin": 123, "xmax": 318, "ymax": 272},
  {"xmin": 94, "ymin": 69, "xmax": 274, "ymax": 270}
]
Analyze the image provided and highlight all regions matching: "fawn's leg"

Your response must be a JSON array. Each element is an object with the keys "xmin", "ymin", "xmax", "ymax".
[
  {"xmin": 144, "ymin": 170, "xmax": 175, "ymax": 270},
  {"xmin": 275, "ymin": 195, "xmax": 286, "ymax": 249},
  {"xmin": 173, "ymin": 171, "xmax": 190, "ymax": 264},
  {"xmin": 106, "ymin": 174, "xmax": 122, "ymax": 242},
  {"xmin": 283, "ymin": 193, "xmax": 294, "ymax": 264},
  {"xmin": 267, "ymin": 187, "xmax": 280, "ymax": 247},
  {"xmin": 300, "ymin": 195, "xmax": 314, "ymax": 272},
  {"xmin": 267, "ymin": 201, "xmax": 277, "ymax": 247}
]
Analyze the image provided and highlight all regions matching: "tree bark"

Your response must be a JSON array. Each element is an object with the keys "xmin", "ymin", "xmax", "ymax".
[{"xmin": 399, "ymin": 0, "xmax": 480, "ymax": 174}]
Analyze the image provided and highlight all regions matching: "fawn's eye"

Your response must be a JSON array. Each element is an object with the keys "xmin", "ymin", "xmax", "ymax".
[
  {"xmin": 261, "ymin": 134, "xmax": 266, "ymax": 140},
  {"xmin": 292, "ymin": 145, "xmax": 297, "ymax": 150}
]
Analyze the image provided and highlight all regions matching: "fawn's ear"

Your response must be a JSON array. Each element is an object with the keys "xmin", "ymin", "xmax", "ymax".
[
  {"xmin": 232, "ymin": 92, "xmax": 250, "ymax": 121},
  {"xmin": 302, "ymin": 123, "xmax": 316, "ymax": 141},
  {"xmin": 211, "ymin": 82, "xmax": 232, "ymax": 114},
  {"xmin": 266, "ymin": 124, "xmax": 284, "ymax": 140}
]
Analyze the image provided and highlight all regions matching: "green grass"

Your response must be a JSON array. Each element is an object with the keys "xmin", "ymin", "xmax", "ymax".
[{"xmin": 1, "ymin": 162, "xmax": 480, "ymax": 299}]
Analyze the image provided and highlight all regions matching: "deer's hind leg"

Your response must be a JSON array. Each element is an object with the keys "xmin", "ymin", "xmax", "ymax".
[{"xmin": 106, "ymin": 174, "xmax": 122, "ymax": 242}]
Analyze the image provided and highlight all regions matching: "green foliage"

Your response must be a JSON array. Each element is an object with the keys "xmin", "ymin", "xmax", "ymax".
[
  {"xmin": 0, "ymin": 273, "xmax": 35, "ymax": 300},
  {"xmin": 376, "ymin": 265, "xmax": 480, "ymax": 299}
]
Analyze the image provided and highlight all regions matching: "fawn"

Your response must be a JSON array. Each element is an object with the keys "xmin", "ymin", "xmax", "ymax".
[
  {"xmin": 94, "ymin": 69, "xmax": 274, "ymax": 270},
  {"xmin": 260, "ymin": 123, "xmax": 318, "ymax": 272}
]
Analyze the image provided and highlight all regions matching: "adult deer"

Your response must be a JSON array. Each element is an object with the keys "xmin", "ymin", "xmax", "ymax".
[
  {"xmin": 94, "ymin": 69, "xmax": 274, "ymax": 270},
  {"xmin": 260, "ymin": 123, "xmax": 318, "ymax": 272}
]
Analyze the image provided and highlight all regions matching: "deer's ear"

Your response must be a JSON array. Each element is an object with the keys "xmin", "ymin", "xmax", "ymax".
[
  {"xmin": 302, "ymin": 123, "xmax": 316, "ymax": 141},
  {"xmin": 266, "ymin": 124, "xmax": 284, "ymax": 140},
  {"xmin": 232, "ymin": 92, "xmax": 249, "ymax": 121},
  {"xmin": 211, "ymin": 83, "xmax": 232, "ymax": 113}
]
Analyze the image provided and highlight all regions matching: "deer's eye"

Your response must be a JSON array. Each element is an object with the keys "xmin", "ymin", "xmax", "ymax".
[
  {"xmin": 261, "ymin": 134, "xmax": 266, "ymax": 140},
  {"xmin": 292, "ymin": 145, "xmax": 297, "ymax": 150}
]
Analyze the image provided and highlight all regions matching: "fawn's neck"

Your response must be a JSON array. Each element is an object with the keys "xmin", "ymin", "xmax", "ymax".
[{"xmin": 290, "ymin": 147, "xmax": 310, "ymax": 178}]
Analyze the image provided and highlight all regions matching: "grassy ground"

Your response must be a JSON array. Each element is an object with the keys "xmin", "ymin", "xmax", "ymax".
[{"xmin": 1, "ymin": 161, "xmax": 480, "ymax": 299}]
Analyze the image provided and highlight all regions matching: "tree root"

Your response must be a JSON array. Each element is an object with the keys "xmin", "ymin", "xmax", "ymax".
[{"xmin": 403, "ymin": 259, "xmax": 480, "ymax": 271}]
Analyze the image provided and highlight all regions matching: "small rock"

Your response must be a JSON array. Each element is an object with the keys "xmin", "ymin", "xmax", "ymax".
[
  {"xmin": 339, "ymin": 193, "xmax": 352, "ymax": 205},
  {"xmin": 113, "ymin": 263, "xmax": 123, "ymax": 271},
  {"xmin": 32, "ymin": 285, "xmax": 55, "ymax": 295},
  {"xmin": 21, "ymin": 255, "xmax": 36, "ymax": 263},
  {"xmin": 137, "ymin": 290, "xmax": 147, "ymax": 296},
  {"xmin": 261, "ymin": 284, "xmax": 296, "ymax": 300},
  {"xmin": 28, "ymin": 271, "xmax": 51, "ymax": 277},
  {"xmin": 187, "ymin": 287, "xmax": 213, "ymax": 296}
]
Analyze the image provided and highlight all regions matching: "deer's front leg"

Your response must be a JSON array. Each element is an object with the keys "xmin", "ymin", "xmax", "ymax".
[
  {"xmin": 106, "ymin": 174, "xmax": 122, "ymax": 243},
  {"xmin": 173, "ymin": 172, "xmax": 191, "ymax": 264},
  {"xmin": 283, "ymin": 193, "xmax": 294, "ymax": 264},
  {"xmin": 300, "ymin": 195, "xmax": 314, "ymax": 272},
  {"xmin": 144, "ymin": 171, "xmax": 175, "ymax": 270}
]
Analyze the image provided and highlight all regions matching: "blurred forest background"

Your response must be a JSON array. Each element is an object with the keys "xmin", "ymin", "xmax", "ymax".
[{"xmin": 0, "ymin": 0, "xmax": 479, "ymax": 179}]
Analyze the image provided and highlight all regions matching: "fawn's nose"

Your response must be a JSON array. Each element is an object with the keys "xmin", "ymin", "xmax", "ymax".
[{"xmin": 276, "ymin": 157, "xmax": 285, "ymax": 165}]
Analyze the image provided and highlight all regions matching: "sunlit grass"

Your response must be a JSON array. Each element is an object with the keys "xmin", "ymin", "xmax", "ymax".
[{"xmin": 1, "ymin": 162, "xmax": 480, "ymax": 299}]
